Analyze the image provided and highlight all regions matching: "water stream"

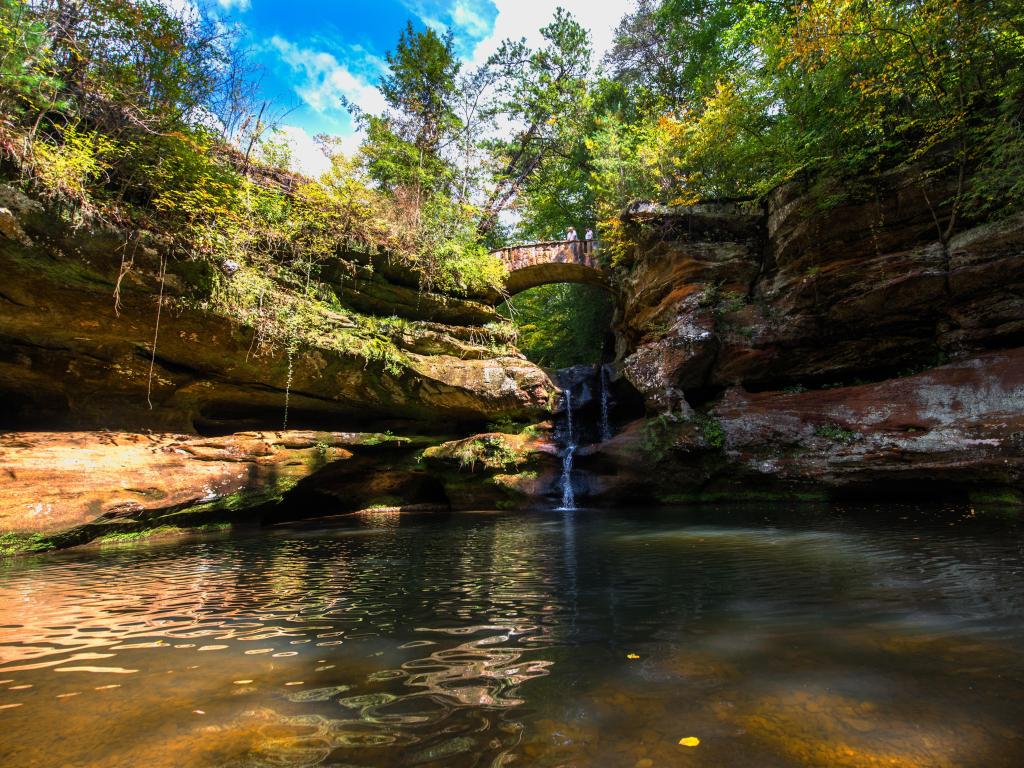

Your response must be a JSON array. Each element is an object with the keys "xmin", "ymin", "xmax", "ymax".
[
  {"xmin": 558, "ymin": 388, "xmax": 576, "ymax": 511},
  {"xmin": 599, "ymin": 364, "xmax": 612, "ymax": 442}
]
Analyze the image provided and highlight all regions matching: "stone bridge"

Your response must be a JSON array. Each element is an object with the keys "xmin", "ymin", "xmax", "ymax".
[{"xmin": 492, "ymin": 240, "xmax": 609, "ymax": 296}]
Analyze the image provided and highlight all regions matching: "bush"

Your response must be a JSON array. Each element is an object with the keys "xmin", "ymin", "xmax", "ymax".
[{"xmin": 31, "ymin": 125, "xmax": 121, "ymax": 206}]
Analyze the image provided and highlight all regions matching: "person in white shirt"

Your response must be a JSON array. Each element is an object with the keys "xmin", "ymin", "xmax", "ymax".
[{"xmin": 565, "ymin": 227, "xmax": 578, "ymax": 260}]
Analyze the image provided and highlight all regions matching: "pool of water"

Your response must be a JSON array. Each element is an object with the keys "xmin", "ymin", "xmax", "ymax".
[{"xmin": 1, "ymin": 505, "xmax": 1023, "ymax": 767}]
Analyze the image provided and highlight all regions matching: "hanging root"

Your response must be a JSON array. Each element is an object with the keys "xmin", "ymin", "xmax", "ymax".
[
  {"xmin": 146, "ymin": 253, "xmax": 167, "ymax": 410},
  {"xmin": 112, "ymin": 233, "xmax": 138, "ymax": 317},
  {"xmin": 282, "ymin": 344, "xmax": 294, "ymax": 431}
]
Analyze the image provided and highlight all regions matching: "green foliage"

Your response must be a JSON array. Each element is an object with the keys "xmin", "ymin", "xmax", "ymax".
[
  {"xmin": 694, "ymin": 413, "xmax": 726, "ymax": 448},
  {"xmin": 478, "ymin": 7, "xmax": 593, "ymax": 235},
  {"xmin": 143, "ymin": 132, "xmax": 241, "ymax": 226},
  {"xmin": 255, "ymin": 128, "xmax": 294, "ymax": 171},
  {"xmin": 0, "ymin": 0, "xmax": 64, "ymax": 120},
  {"xmin": 416, "ymin": 194, "xmax": 507, "ymax": 296},
  {"xmin": 814, "ymin": 423, "xmax": 860, "ymax": 444},
  {"xmin": 379, "ymin": 22, "xmax": 461, "ymax": 155},
  {"xmin": 500, "ymin": 283, "xmax": 612, "ymax": 368},
  {"xmin": 31, "ymin": 124, "xmax": 123, "ymax": 205},
  {"xmin": 599, "ymin": 0, "xmax": 1024, "ymax": 228},
  {"xmin": 456, "ymin": 436, "xmax": 524, "ymax": 471}
]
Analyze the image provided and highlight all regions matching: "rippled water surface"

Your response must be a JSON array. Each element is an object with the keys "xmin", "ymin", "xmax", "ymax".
[{"xmin": 2, "ymin": 506, "xmax": 1024, "ymax": 767}]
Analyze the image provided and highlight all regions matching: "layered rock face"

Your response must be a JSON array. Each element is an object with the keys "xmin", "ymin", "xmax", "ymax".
[
  {"xmin": 0, "ymin": 184, "xmax": 556, "ymax": 548},
  {"xmin": 0, "ymin": 185, "xmax": 553, "ymax": 434},
  {"xmin": 582, "ymin": 350, "xmax": 1023, "ymax": 504},
  {"xmin": 617, "ymin": 174, "xmax": 1023, "ymax": 406},
  {"xmin": 0, "ymin": 430, "xmax": 415, "ymax": 547},
  {"xmin": 600, "ymin": 169, "xmax": 1024, "ymax": 503}
]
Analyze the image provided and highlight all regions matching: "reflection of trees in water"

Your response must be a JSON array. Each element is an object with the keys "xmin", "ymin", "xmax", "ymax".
[{"xmin": 2, "ymin": 512, "xmax": 1024, "ymax": 767}]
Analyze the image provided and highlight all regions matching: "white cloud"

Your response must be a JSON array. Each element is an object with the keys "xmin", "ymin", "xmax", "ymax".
[
  {"xmin": 270, "ymin": 36, "xmax": 388, "ymax": 118},
  {"xmin": 215, "ymin": 0, "xmax": 251, "ymax": 10},
  {"xmin": 276, "ymin": 124, "xmax": 335, "ymax": 177},
  {"xmin": 451, "ymin": 0, "xmax": 491, "ymax": 38},
  {"xmin": 268, "ymin": 2, "xmax": 635, "ymax": 161},
  {"xmin": 468, "ymin": 0, "xmax": 635, "ymax": 68}
]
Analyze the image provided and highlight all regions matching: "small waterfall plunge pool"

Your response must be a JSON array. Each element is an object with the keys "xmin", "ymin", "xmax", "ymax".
[{"xmin": 1, "ymin": 504, "xmax": 1023, "ymax": 767}]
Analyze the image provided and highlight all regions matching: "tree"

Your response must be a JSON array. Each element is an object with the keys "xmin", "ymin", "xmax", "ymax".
[
  {"xmin": 361, "ymin": 22, "xmax": 462, "ymax": 195},
  {"xmin": 380, "ymin": 21, "xmax": 461, "ymax": 155},
  {"xmin": 476, "ymin": 7, "xmax": 592, "ymax": 235}
]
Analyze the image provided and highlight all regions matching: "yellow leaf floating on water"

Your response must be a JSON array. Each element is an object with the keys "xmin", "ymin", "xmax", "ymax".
[
  {"xmin": 678, "ymin": 736, "xmax": 700, "ymax": 747},
  {"xmin": 626, "ymin": 653, "xmax": 640, "ymax": 660}
]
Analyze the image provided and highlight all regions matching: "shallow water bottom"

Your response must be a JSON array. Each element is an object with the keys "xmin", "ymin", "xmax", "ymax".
[{"xmin": 1, "ymin": 505, "xmax": 1023, "ymax": 767}]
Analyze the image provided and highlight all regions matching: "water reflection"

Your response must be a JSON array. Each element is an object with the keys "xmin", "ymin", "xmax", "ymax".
[{"xmin": 0, "ymin": 506, "xmax": 1022, "ymax": 767}]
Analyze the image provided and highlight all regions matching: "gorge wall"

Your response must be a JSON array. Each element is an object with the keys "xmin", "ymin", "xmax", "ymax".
[
  {"xmin": 0, "ymin": 182, "xmax": 557, "ymax": 549},
  {"xmin": 2, "ymin": 165, "xmax": 1022, "ymax": 553},
  {"xmin": 575, "ymin": 168, "xmax": 1024, "ymax": 506}
]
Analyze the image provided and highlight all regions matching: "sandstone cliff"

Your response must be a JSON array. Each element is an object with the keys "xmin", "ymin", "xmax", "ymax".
[
  {"xmin": 587, "ymin": 168, "xmax": 1024, "ymax": 505},
  {"xmin": 0, "ymin": 183, "xmax": 556, "ymax": 549}
]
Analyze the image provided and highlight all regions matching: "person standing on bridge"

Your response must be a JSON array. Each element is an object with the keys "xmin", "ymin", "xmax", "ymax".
[
  {"xmin": 584, "ymin": 228, "xmax": 594, "ymax": 265},
  {"xmin": 565, "ymin": 226, "xmax": 578, "ymax": 261}
]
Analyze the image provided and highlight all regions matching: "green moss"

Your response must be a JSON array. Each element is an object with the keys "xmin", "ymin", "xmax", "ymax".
[
  {"xmin": 96, "ymin": 525, "xmax": 179, "ymax": 544},
  {"xmin": 814, "ymin": 423, "xmax": 859, "ymax": 444},
  {"xmin": 714, "ymin": 291, "xmax": 747, "ymax": 316},
  {"xmin": 487, "ymin": 416, "xmax": 526, "ymax": 434},
  {"xmin": 456, "ymin": 436, "xmax": 524, "ymax": 470},
  {"xmin": 694, "ymin": 413, "xmax": 726, "ymax": 448},
  {"xmin": 362, "ymin": 430, "xmax": 412, "ymax": 447},
  {"xmin": 10, "ymin": 248, "xmax": 113, "ymax": 290},
  {"xmin": 969, "ymin": 488, "xmax": 1024, "ymax": 507},
  {"xmin": 641, "ymin": 414, "xmax": 680, "ymax": 461},
  {"xmin": 0, "ymin": 532, "xmax": 54, "ymax": 556}
]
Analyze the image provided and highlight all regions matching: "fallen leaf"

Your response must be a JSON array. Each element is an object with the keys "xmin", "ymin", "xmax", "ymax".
[
  {"xmin": 678, "ymin": 736, "xmax": 700, "ymax": 747},
  {"xmin": 626, "ymin": 653, "xmax": 640, "ymax": 660}
]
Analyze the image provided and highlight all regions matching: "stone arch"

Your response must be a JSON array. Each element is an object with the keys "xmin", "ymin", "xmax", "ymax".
[{"xmin": 492, "ymin": 241, "xmax": 610, "ymax": 297}]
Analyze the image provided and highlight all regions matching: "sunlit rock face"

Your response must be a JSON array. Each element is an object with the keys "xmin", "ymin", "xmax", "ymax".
[
  {"xmin": 605, "ymin": 168, "xmax": 1024, "ymax": 503},
  {"xmin": 0, "ymin": 184, "xmax": 555, "ymax": 434},
  {"xmin": 0, "ymin": 183, "xmax": 561, "ymax": 547},
  {"xmin": 616, "ymin": 169, "xmax": 1024, "ymax": 406},
  {"xmin": 578, "ymin": 349, "xmax": 1024, "ymax": 504},
  {"xmin": 0, "ymin": 430, "xmax": 421, "ymax": 544}
]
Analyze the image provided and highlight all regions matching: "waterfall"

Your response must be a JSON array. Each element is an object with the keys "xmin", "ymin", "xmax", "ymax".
[
  {"xmin": 599, "ymin": 364, "xmax": 612, "ymax": 442},
  {"xmin": 558, "ymin": 388, "xmax": 577, "ymax": 510}
]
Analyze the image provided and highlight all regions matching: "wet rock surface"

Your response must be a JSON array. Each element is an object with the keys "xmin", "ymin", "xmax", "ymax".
[{"xmin": 581, "ymin": 350, "xmax": 1024, "ymax": 503}]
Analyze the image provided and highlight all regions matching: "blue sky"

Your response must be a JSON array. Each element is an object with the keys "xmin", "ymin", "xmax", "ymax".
[{"xmin": 183, "ymin": 0, "xmax": 634, "ymax": 174}]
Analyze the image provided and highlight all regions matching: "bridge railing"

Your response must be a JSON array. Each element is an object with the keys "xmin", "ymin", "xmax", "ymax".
[{"xmin": 492, "ymin": 239, "xmax": 602, "ymax": 270}]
